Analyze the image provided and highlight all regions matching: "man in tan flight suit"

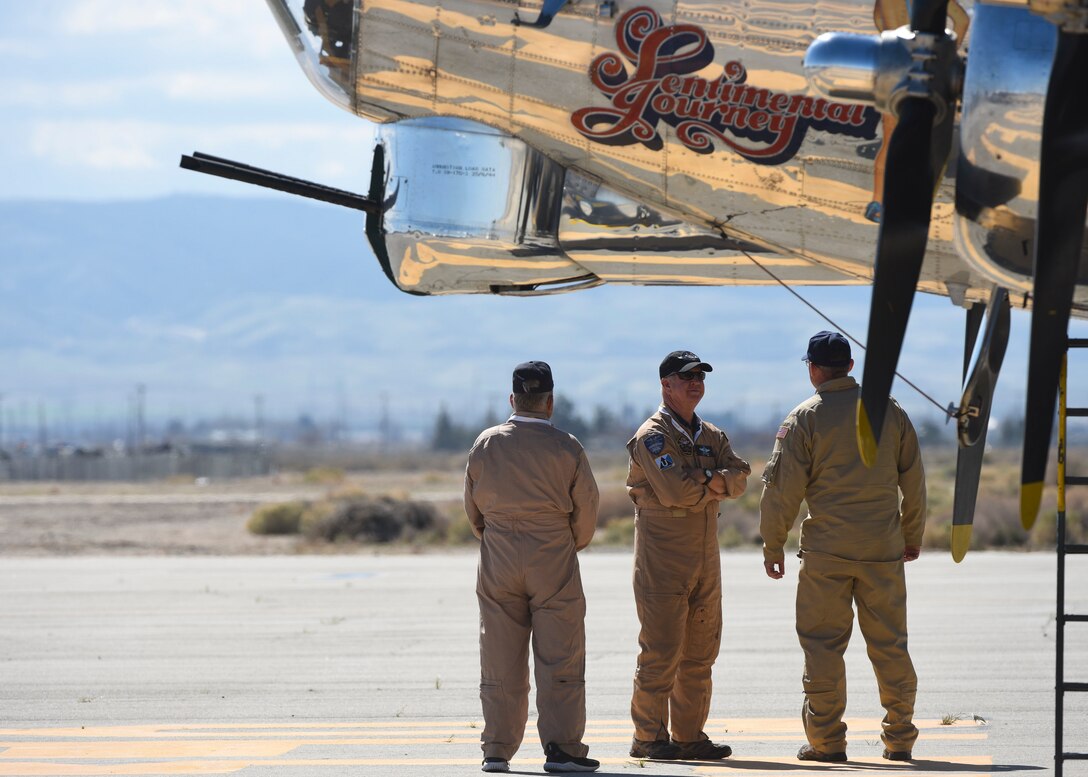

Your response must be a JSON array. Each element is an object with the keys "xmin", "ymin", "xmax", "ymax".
[
  {"xmin": 759, "ymin": 331, "xmax": 926, "ymax": 763},
  {"xmin": 626, "ymin": 350, "xmax": 751, "ymax": 761},
  {"xmin": 465, "ymin": 361, "xmax": 601, "ymax": 774}
]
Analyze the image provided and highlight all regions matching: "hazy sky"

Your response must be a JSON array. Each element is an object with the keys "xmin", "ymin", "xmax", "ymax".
[
  {"xmin": 2, "ymin": 1, "xmax": 1083, "ymax": 441},
  {"xmin": 0, "ymin": 1, "xmax": 374, "ymax": 201}
]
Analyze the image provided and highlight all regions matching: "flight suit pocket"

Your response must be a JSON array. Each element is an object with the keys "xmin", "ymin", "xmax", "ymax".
[
  {"xmin": 686, "ymin": 601, "xmax": 722, "ymax": 660},
  {"xmin": 762, "ymin": 449, "xmax": 781, "ymax": 486}
]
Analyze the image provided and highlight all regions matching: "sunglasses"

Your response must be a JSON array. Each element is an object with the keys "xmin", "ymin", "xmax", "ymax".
[{"xmin": 674, "ymin": 370, "xmax": 706, "ymax": 382}]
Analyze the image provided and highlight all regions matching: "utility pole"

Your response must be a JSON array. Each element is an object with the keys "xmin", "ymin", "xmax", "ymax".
[
  {"xmin": 136, "ymin": 383, "xmax": 146, "ymax": 450},
  {"xmin": 379, "ymin": 392, "xmax": 391, "ymax": 445},
  {"xmin": 37, "ymin": 402, "xmax": 47, "ymax": 451},
  {"xmin": 253, "ymin": 394, "xmax": 265, "ymax": 443}
]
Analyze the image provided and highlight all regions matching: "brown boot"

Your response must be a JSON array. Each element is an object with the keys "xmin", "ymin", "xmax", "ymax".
[
  {"xmin": 797, "ymin": 744, "xmax": 847, "ymax": 762},
  {"xmin": 629, "ymin": 739, "xmax": 680, "ymax": 759},
  {"xmin": 882, "ymin": 748, "xmax": 912, "ymax": 761}
]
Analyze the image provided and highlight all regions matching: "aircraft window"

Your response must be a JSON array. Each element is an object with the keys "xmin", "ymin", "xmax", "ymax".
[{"xmin": 266, "ymin": 0, "xmax": 354, "ymax": 111}]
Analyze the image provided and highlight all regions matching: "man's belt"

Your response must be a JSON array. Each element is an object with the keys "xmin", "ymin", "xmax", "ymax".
[{"xmin": 636, "ymin": 507, "xmax": 702, "ymax": 519}]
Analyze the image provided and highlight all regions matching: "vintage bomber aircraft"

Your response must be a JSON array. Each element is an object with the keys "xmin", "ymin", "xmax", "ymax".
[{"xmin": 181, "ymin": 0, "xmax": 1087, "ymax": 560}]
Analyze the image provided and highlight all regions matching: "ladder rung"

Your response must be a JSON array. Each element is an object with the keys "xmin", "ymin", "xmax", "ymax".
[
  {"xmin": 1064, "ymin": 544, "xmax": 1088, "ymax": 554},
  {"xmin": 1068, "ymin": 338, "xmax": 1088, "ymax": 348},
  {"xmin": 1061, "ymin": 682, "xmax": 1088, "ymax": 692},
  {"xmin": 1068, "ymin": 408, "xmax": 1088, "ymax": 416},
  {"xmin": 1060, "ymin": 753, "xmax": 1088, "ymax": 760},
  {"xmin": 1064, "ymin": 477, "xmax": 1088, "ymax": 486},
  {"xmin": 1065, "ymin": 614, "xmax": 1088, "ymax": 622}
]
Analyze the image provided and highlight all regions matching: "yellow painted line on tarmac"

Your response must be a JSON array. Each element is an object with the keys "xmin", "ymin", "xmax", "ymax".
[
  {"xmin": 0, "ymin": 756, "xmax": 996, "ymax": 777},
  {"xmin": 0, "ymin": 718, "xmax": 991, "ymax": 775},
  {"xmin": 0, "ymin": 753, "xmax": 996, "ymax": 770},
  {"xmin": 0, "ymin": 732, "xmax": 987, "ymax": 756},
  {"xmin": 0, "ymin": 717, "xmax": 984, "ymax": 739},
  {"xmin": 688, "ymin": 756, "xmax": 994, "ymax": 777}
]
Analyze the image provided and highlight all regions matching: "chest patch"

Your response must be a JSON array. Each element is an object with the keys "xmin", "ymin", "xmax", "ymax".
[
  {"xmin": 696, "ymin": 445, "xmax": 713, "ymax": 457},
  {"xmin": 678, "ymin": 438, "xmax": 694, "ymax": 455},
  {"xmin": 644, "ymin": 433, "xmax": 666, "ymax": 456},
  {"xmin": 655, "ymin": 454, "xmax": 674, "ymax": 471}
]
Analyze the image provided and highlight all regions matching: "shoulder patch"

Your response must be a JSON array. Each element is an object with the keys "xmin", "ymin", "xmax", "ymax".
[
  {"xmin": 776, "ymin": 425, "xmax": 790, "ymax": 440},
  {"xmin": 655, "ymin": 454, "xmax": 675, "ymax": 471},
  {"xmin": 644, "ymin": 433, "xmax": 666, "ymax": 456}
]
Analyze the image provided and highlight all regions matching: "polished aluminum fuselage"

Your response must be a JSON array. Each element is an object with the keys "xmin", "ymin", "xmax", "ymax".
[{"xmin": 270, "ymin": 0, "xmax": 1087, "ymax": 305}]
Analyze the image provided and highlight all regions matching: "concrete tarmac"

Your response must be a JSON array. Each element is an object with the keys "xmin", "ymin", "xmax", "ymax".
[{"xmin": 1, "ymin": 550, "xmax": 1086, "ymax": 776}]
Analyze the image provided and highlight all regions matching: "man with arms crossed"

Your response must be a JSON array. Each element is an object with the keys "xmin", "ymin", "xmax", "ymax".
[
  {"xmin": 465, "ymin": 361, "xmax": 601, "ymax": 773},
  {"xmin": 626, "ymin": 350, "xmax": 751, "ymax": 761},
  {"xmin": 759, "ymin": 331, "xmax": 926, "ymax": 762}
]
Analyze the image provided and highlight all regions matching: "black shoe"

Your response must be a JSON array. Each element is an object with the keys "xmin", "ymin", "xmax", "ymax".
[
  {"xmin": 672, "ymin": 735, "xmax": 732, "ymax": 760},
  {"xmin": 883, "ymin": 748, "xmax": 912, "ymax": 761},
  {"xmin": 544, "ymin": 742, "xmax": 599, "ymax": 773},
  {"xmin": 797, "ymin": 744, "xmax": 847, "ymax": 762},
  {"xmin": 630, "ymin": 738, "xmax": 681, "ymax": 759},
  {"xmin": 481, "ymin": 756, "xmax": 509, "ymax": 772}
]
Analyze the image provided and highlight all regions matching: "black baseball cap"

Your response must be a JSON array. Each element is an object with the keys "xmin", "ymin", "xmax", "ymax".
[
  {"xmin": 659, "ymin": 350, "xmax": 713, "ymax": 379},
  {"xmin": 803, "ymin": 331, "xmax": 851, "ymax": 368},
  {"xmin": 512, "ymin": 361, "xmax": 554, "ymax": 394}
]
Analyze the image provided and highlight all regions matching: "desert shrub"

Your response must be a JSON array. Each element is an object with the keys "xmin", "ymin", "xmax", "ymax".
[
  {"xmin": 964, "ymin": 494, "xmax": 1026, "ymax": 548},
  {"xmin": 597, "ymin": 487, "xmax": 634, "ymax": 526},
  {"xmin": 599, "ymin": 517, "xmax": 635, "ymax": 546},
  {"xmin": 303, "ymin": 466, "xmax": 346, "ymax": 485},
  {"xmin": 247, "ymin": 501, "xmax": 308, "ymax": 535},
  {"xmin": 299, "ymin": 500, "xmax": 338, "ymax": 537},
  {"xmin": 306, "ymin": 495, "xmax": 442, "ymax": 543},
  {"xmin": 718, "ymin": 524, "xmax": 745, "ymax": 548},
  {"xmin": 444, "ymin": 508, "xmax": 479, "ymax": 544}
]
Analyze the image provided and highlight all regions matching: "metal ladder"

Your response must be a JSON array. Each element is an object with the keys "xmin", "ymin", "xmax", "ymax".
[{"xmin": 1056, "ymin": 341, "xmax": 1088, "ymax": 776}]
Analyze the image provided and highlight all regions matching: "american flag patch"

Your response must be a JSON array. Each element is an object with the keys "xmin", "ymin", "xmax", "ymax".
[{"xmin": 776, "ymin": 425, "xmax": 790, "ymax": 439}]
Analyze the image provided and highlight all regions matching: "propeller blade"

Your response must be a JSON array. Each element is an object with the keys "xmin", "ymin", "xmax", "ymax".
[
  {"xmin": 958, "ymin": 288, "xmax": 1011, "ymax": 448},
  {"xmin": 856, "ymin": 0, "xmax": 957, "ymax": 464},
  {"xmin": 951, "ymin": 288, "xmax": 1011, "ymax": 562},
  {"xmin": 952, "ymin": 440, "xmax": 985, "ymax": 563},
  {"xmin": 857, "ymin": 101, "xmax": 954, "ymax": 464},
  {"xmin": 962, "ymin": 303, "xmax": 984, "ymax": 381},
  {"xmin": 910, "ymin": 0, "xmax": 952, "ymax": 33},
  {"xmin": 1020, "ymin": 30, "xmax": 1088, "ymax": 530}
]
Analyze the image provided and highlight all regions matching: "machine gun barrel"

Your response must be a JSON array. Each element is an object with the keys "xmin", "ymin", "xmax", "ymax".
[{"xmin": 179, "ymin": 152, "xmax": 380, "ymax": 214}]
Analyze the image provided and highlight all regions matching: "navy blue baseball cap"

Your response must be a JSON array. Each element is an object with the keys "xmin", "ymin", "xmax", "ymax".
[
  {"xmin": 512, "ymin": 361, "xmax": 554, "ymax": 394},
  {"xmin": 803, "ymin": 331, "xmax": 851, "ymax": 368},
  {"xmin": 659, "ymin": 350, "xmax": 713, "ymax": 379}
]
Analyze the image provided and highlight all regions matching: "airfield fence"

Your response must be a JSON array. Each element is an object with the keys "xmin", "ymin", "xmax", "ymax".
[{"xmin": 0, "ymin": 446, "xmax": 271, "ymax": 482}]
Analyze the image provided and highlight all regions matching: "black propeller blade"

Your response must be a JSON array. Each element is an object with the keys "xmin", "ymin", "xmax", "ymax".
[
  {"xmin": 1020, "ymin": 30, "xmax": 1088, "ymax": 530},
  {"xmin": 952, "ymin": 288, "xmax": 1011, "ymax": 562},
  {"xmin": 856, "ymin": 0, "xmax": 957, "ymax": 465}
]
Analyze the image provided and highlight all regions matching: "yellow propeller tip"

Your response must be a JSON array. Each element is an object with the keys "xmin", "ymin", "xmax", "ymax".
[
  {"xmin": 1020, "ymin": 482, "xmax": 1043, "ymax": 530},
  {"xmin": 950, "ymin": 524, "xmax": 972, "ymax": 563},
  {"xmin": 856, "ymin": 401, "xmax": 878, "ymax": 467}
]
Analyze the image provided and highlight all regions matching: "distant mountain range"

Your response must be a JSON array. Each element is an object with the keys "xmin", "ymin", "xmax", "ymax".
[{"xmin": 0, "ymin": 196, "xmax": 1053, "ymax": 440}]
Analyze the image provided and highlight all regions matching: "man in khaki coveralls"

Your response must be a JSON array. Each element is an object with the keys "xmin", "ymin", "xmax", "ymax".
[
  {"xmin": 759, "ymin": 331, "xmax": 926, "ymax": 763},
  {"xmin": 626, "ymin": 350, "xmax": 751, "ymax": 761},
  {"xmin": 464, "ymin": 361, "xmax": 601, "ymax": 774}
]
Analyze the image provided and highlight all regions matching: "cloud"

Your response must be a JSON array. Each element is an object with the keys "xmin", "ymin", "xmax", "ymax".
[
  {"xmin": 123, "ymin": 318, "xmax": 208, "ymax": 343},
  {"xmin": 26, "ymin": 119, "xmax": 373, "ymax": 175},
  {"xmin": 0, "ymin": 72, "xmax": 285, "ymax": 109},
  {"xmin": 30, "ymin": 121, "xmax": 161, "ymax": 170},
  {"xmin": 61, "ymin": 0, "xmax": 283, "ymax": 58},
  {"xmin": 162, "ymin": 72, "xmax": 285, "ymax": 101}
]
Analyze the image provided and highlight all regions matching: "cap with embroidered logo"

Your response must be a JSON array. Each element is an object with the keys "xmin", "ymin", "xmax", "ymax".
[{"xmin": 659, "ymin": 350, "xmax": 713, "ymax": 379}]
